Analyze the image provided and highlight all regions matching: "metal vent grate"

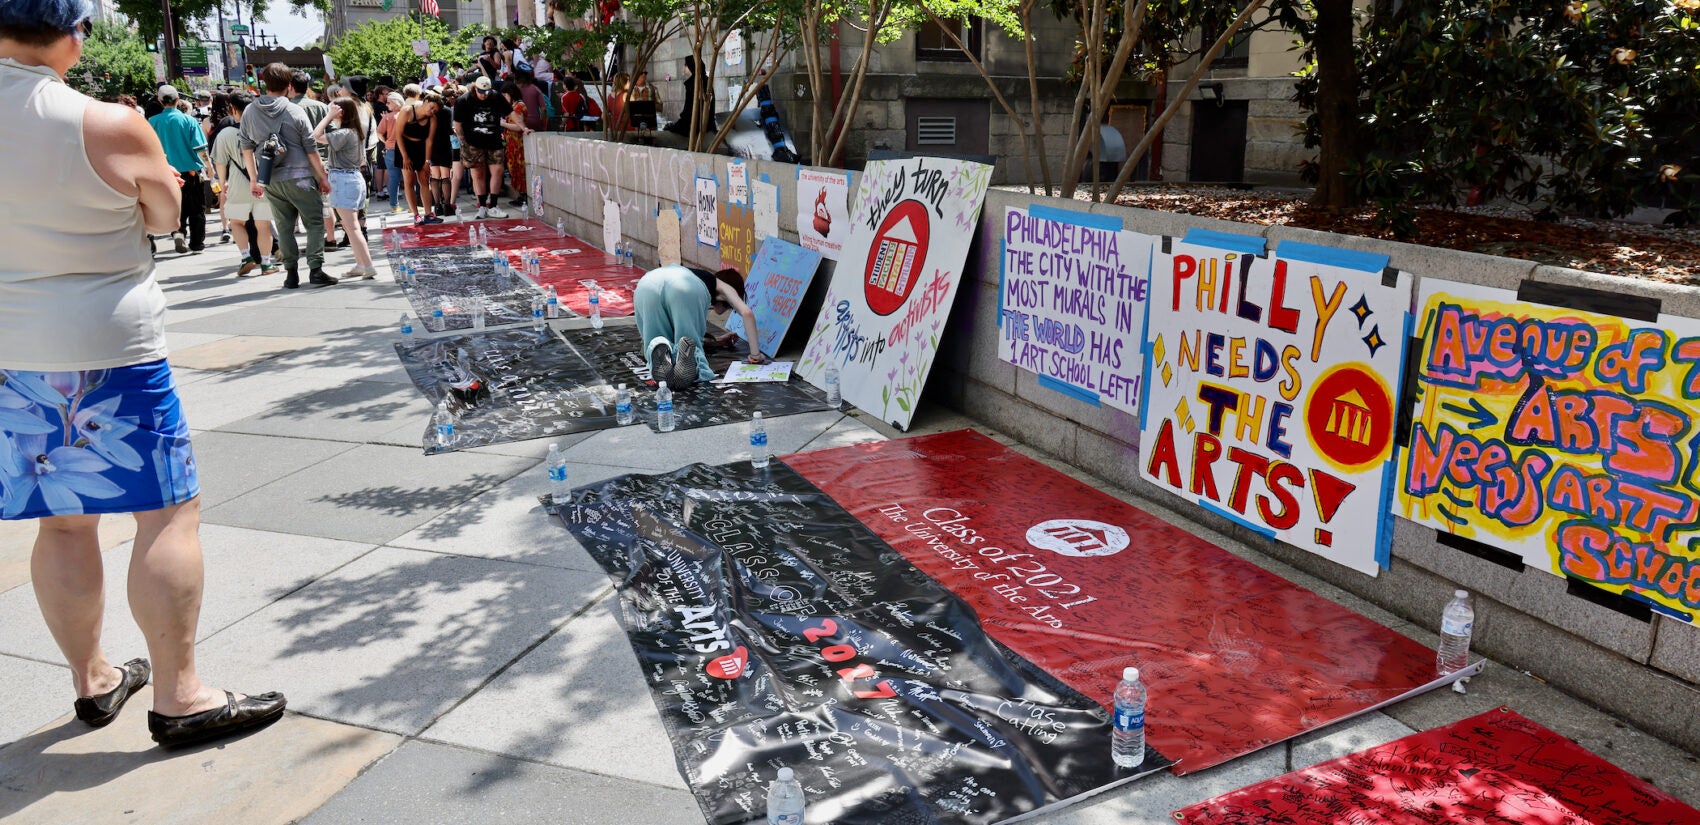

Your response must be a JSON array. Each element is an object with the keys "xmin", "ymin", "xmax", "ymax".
[{"xmin": 915, "ymin": 116, "xmax": 957, "ymax": 146}]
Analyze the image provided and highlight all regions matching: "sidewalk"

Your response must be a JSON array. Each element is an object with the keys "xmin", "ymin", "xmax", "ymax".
[{"xmin": 1, "ymin": 209, "xmax": 1696, "ymax": 824}]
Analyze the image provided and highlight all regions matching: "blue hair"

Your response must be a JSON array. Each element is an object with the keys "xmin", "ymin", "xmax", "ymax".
[{"xmin": 0, "ymin": 0, "xmax": 97, "ymax": 37}]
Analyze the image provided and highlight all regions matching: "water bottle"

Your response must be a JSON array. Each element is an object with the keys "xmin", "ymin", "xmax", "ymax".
[
  {"xmin": 588, "ymin": 283, "xmax": 603, "ymax": 330},
  {"xmin": 613, "ymin": 240, "xmax": 625, "ymax": 260},
  {"xmin": 556, "ymin": 217, "xmax": 566, "ymax": 237},
  {"xmin": 750, "ymin": 411, "xmax": 769, "ymax": 468},
  {"xmin": 454, "ymin": 203, "xmax": 462, "ymax": 221},
  {"xmin": 545, "ymin": 443, "xmax": 570, "ymax": 503},
  {"xmin": 615, "ymin": 382, "xmax": 633, "ymax": 425},
  {"xmin": 431, "ymin": 299, "xmax": 447, "ymax": 332},
  {"xmin": 824, "ymin": 363, "xmax": 841, "ymax": 408},
  {"xmin": 1111, "ymin": 666, "xmax": 1146, "ymax": 768},
  {"xmin": 625, "ymin": 244, "xmax": 636, "ymax": 267},
  {"xmin": 433, "ymin": 399, "xmax": 454, "ymax": 448},
  {"xmin": 1437, "ymin": 590, "xmax": 1475, "ymax": 679},
  {"xmin": 399, "ymin": 313, "xmax": 414, "ymax": 337},
  {"xmin": 765, "ymin": 766, "xmax": 804, "ymax": 825},
  {"xmin": 546, "ymin": 285, "xmax": 560, "ymax": 319},
  {"xmin": 532, "ymin": 294, "xmax": 546, "ymax": 332},
  {"xmin": 656, "ymin": 380, "xmax": 675, "ymax": 433}
]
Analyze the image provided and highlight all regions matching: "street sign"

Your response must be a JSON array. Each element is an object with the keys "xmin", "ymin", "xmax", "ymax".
[
  {"xmin": 180, "ymin": 40, "xmax": 208, "ymax": 67},
  {"xmin": 230, "ymin": 23, "xmax": 249, "ymax": 33}
]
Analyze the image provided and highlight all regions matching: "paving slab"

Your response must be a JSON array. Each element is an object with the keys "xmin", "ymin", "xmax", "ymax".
[
  {"xmin": 558, "ymin": 410, "xmax": 848, "ymax": 472},
  {"xmin": 164, "ymin": 331, "xmax": 232, "ymax": 353},
  {"xmin": 168, "ymin": 335, "xmax": 326, "ymax": 372},
  {"xmin": 193, "ymin": 546, "xmax": 610, "ymax": 735},
  {"xmin": 792, "ymin": 411, "xmax": 887, "ymax": 454},
  {"xmin": 189, "ymin": 432, "xmax": 356, "ymax": 508},
  {"xmin": 201, "ymin": 444, "xmax": 535, "ymax": 545},
  {"xmin": 0, "ymin": 655, "xmax": 72, "ymax": 747},
  {"xmin": 423, "ymin": 601, "xmax": 684, "ymax": 789},
  {"xmin": 300, "ymin": 739, "xmax": 702, "ymax": 825},
  {"xmin": 1288, "ymin": 711, "xmax": 1417, "ymax": 770},
  {"xmin": 0, "ymin": 518, "xmax": 138, "ymax": 596},
  {"xmin": 0, "ymin": 685, "xmax": 399, "ymax": 825},
  {"xmin": 270, "ymin": 280, "xmax": 410, "ymax": 310},
  {"xmin": 0, "ymin": 525, "xmax": 375, "ymax": 665},
  {"xmin": 1026, "ymin": 745, "xmax": 1287, "ymax": 824},
  {"xmin": 173, "ymin": 368, "xmax": 356, "ymax": 431},
  {"xmin": 389, "ymin": 460, "xmax": 636, "ymax": 570},
  {"xmin": 215, "ymin": 379, "xmax": 436, "ymax": 445},
  {"xmin": 464, "ymin": 429, "xmax": 598, "ymax": 459},
  {"xmin": 167, "ymin": 306, "xmax": 403, "ymax": 339}
]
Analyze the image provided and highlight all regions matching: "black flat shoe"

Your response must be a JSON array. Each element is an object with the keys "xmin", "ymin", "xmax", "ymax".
[
  {"xmin": 672, "ymin": 336, "xmax": 700, "ymax": 388},
  {"xmin": 148, "ymin": 690, "xmax": 287, "ymax": 749},
  {"xmin": 74, "ymin": 658, "xmax": 150, "ymax": 728}
]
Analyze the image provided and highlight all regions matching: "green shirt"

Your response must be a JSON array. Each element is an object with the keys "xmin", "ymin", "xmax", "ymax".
[
  {"xmin": 147, "ymin": 108, "xmax": 206, "ymax": 174},
  {"xmin": 292, "ymin": 95, "xmax": 330, "ymax": 158}
]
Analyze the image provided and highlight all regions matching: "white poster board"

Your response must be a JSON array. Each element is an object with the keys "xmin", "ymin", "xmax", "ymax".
[
  {"xmin": 656, "ymin": 204, "xmax": 683, "ymax": 266},
  {"xmin": 796, "ymin": 168, "xmax": 849, "ymax": 261},
  {"xmin": 1139, "ymin": 233, "xmax": 1413, "ymax": 575},
  {"xmin": 752, "ymin": 180, "xmax": 779, "ymax": 241},
  {"xmin": 797, "ymin": 157, "xmax": 994, "ymax": 429},
  {"xmin": 999, "ymin": 205, "xmax": 1154, "ymax": 414},
  {"xmin": 728, "ymin": 160, "xmax": 750, "ymax": 206},
  {"xmin": 695, "ymin": 176, "xmax": 718, "ymax": 247},
  {"xmin": 602, "ymin": 199, "xmax": 621, "ymax": 253}
]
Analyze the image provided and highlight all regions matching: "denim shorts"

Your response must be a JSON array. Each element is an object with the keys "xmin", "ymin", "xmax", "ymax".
[
  {"xmin": 0, "ymin": 360, "xmax": 198, "ymax": 519},
  {"xmin": 329, "ymin": 169, "xmax": 367, "ymax": 210}
]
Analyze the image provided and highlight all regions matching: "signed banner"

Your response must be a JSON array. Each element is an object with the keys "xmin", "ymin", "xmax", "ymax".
[
  {"xmin": 390, "ymin": 245, "xmax": 537, "ymax": 331},
  {"xmin": 787, "ymin": 430, "xmax": 1456, "ymax": 774},
  {"xmin": 557, "ymin": 460, "xmax": 1170, "ymax": 825},
  {"xmin": 999, "ymin": 205, "xmax": 1153, "ymax": 413},
  {"xmin": 1140, "ymin": 236, "xmax": 1413, "ymax": 575},
  {"xmin": 797, "ymin": 157, "xmax": 993, "ymax": 429},
  {"xmin": 1173, "ymin": 708, "xmax": 1700, "ymax": 824},
  {"xmin": 796, "ymin": 168, "xmax": 850, "ymax": 260},
  {"xmin": 724, "ymin": 237, "xmax": 822, "ymax": 358},
  {"xmin": 1400, "ymin": 279, "xmax": 1700, "ymax": 621}
]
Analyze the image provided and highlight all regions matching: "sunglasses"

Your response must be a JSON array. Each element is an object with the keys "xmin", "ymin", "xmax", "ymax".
[{"xmin": 73, "ymin": 18, "xmax": 92, "ymax": 40}]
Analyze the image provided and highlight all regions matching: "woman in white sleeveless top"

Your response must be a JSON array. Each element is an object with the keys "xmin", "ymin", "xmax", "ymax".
[{"xmin": 0, "ymin": 0, "xmax": 285, "ymax": 749}]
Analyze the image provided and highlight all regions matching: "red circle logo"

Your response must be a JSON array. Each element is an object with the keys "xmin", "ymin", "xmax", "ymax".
[
  {"xmin": 1304, "ymin": 365, "xmax": 1395, "ymax": 470},
  {"xmin": 862, "ymin": 200, "xmax": 931, "ymax": 316}
]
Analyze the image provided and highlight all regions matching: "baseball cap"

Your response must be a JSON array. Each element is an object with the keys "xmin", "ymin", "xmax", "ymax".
[
  {"xmin": 473, "ymin": 76, "xmax": 492, "ymax": 91},
  {"xmin": 157, "ymin": 84, "xmax": 179, "ymax": 100},
  {"xmin": 194, "ymin": 89, "xmax": 212, "ymax": 100}
]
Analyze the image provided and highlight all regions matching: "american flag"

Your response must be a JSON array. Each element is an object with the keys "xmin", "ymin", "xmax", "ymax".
[{"xmin": 420, "ymin": 0, "xmax": 439, "ymax": 16}]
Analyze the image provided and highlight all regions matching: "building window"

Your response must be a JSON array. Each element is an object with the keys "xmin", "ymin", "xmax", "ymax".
[
  {"xmin": 916, "ymin": 17, "xmax": 981, "ymax": 62},
  {"xmin": 1205, "ymin": 25, "xmax": 1251, "ymax": 68}
]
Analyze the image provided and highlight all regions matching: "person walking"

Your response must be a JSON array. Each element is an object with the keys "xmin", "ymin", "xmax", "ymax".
[
  {"xmin": 209, "ymin": 91, "xmax": 279, "ymax": 277},
  {"xmin": 454, "ymin": 76, "xmax": 510, "ymax": 219},
  {"xmin": 239, "ymin": 62, "xmax": 336, "ymax": 288},
  {"xmin": 313, "ymin": 99, "xmax": 377, "ymax": 280},
  {"xmin": 147, "ymin": 84, "xmax": 207, "ymax": 253},
  {"xmin": 380, "ymin": 90, "xmax": 404, "ymax": 210},
  {"xmin": 632, "ymin": 265, "xmax": 765, "ymax": 388},
  {"xmin": 0, "ymin": 0, "xmax": 287, "ymax": 748}
]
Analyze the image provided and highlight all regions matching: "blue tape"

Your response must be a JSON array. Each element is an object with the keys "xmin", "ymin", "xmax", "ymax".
[
  {"xmin": 1276, "ymin": 240, "xmax": 1391, "ymax": 273},
  {"xmin": 1182, "ymin": 228, "xmax": 1267, "ymax": 257},
  {"xmin": 1037, "ymin": 375, "xmax": 1101, "ymax": 406},
  {"xmin": 997, "ymin": 238, "xmax": 1006, "ymax": 329},
  {"xmin": 1028, "ymin": 203, "xmax": 1123, "ymax": 233}
]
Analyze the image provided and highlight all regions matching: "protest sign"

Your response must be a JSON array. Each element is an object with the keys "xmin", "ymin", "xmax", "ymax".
[
  {"xmin": 999, "ymin": 205, "xmax": 1153, "ymax": 413},
  {"xmin": 796, "ymin": 168, "xmax": 849, "ymax": 260},
  {"xmin": 752, "ymin": 179, "xmax": 778, "ymax": 241},
  {"xmin": 727, "ymin": 159, "xmax": 749, "ymax": 205},
  {"xmin": 656, "ymin": 204, "xmax": 682, "ymax": 265},
  {"xmin": 797, "ymin": 157, "xmax": 993, "ymax": 429},
  {"xmin": 1140, "ymin": 235, "xmax": 1414, "ymax": 574},
  {"xmin": 1400, "ymin": 279, "xmax": 1700, "ymax": 621},
  {"xmin": 717, "ymin": 198, "xmax": 756, "ymax": 275},
  {"xmin": 724, "ymin": 237, "xmax": 821, "ymax": 357},
  {"xmin": 695, "ymin": 176, "xmax": 718, "ymax": 247}
]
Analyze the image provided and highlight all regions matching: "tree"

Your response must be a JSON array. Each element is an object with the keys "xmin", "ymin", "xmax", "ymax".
[
  {"xmin": 68, "ymin": 21, "xmax": 156, "ymax": 100},
  {"xmin": 117, "ymin": 0, "xmax": 330, "ymax": 43},
  {"xmin": 327, "ymin": 14, "xmax": 466, "ymax": 82}
]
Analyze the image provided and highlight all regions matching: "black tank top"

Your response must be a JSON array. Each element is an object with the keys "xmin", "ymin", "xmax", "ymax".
[
  {"xmin": 687, "ymin": 267, "xmax": 718, "ymax": 299},
  {"xmin": 402, "ymin": 106, "xmax": 430, "ymax": 142}
]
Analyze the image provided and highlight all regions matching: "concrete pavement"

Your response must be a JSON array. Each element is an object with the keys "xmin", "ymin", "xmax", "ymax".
[{"xmin": 1, "ymin": 206, "xmax": 1696, "ymax": 824}]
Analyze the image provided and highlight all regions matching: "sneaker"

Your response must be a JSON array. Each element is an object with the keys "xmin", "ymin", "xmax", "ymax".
[
  {"xmin": 344, "ymin": 265, "xmax": 377, "ymax": 280},
  {"xmin": 172, "ymin": 233, "xmax": 188, "ymax": 254},
  {"xmin": 672, "ymin": 336, "xmax": 700, "ymax": 388},
  {"xmin": 487, "ymin": 206, "xmax": 509, "ymax": 219},
  {"xmin": 308, "ymin": 269, "xmax": 339, "ymax": 287},
  {"xmin": 375, "ymin": 192, "xmax": 389, "ymax": 201},
  {"xmin": 260, "ymin": 260, "xmax": 282, "ymax": 275},
  {"xmin": 283, "ymin": 268, "xmax": 300, "ymax": 289},
  {"xmin": 414, "ymin": 214, "xmax": 427, "ymax": 225},
  {"xmin": 391, "ymin": 206, "xmax": 404, "ymax": 214},
  {"xmin": 475, "ymin": 207, "xmax": 488, "ymax": 220},
  {"xmin": 237, "ymin": 258, "xmax": 259, "ymax": 276},
  {"xmin": 648, "ymin": 340, "xmax": 675, "ymax": 383},
  {"xmin": 508, "ymin": 197, "xmax": 525, "ymax": 207},
  {"xmin": 421, "ymin": 215, "xmax": 444, "ymax": 225},
  {"xmin": 220, "ymin": 231, "xmax": 232, "ymax": 244}
]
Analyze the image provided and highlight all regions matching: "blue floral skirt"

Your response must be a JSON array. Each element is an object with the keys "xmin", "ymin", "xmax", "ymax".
[{"xmin": 0, "ymin": 360, "xmax": 198, "ymax": 520}]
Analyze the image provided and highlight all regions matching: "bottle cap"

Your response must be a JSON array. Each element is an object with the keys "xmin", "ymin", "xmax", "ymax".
[
  {"xmin": 1455, "ymin": 589, "xmax": 1468, "ymax": 598},
  {"xmin": 618, "ymin": 383, "xmax": 627, "ymax": 390},
  {"xmin": 659, "ymin": 381, "xmax": 668, "ymax": 389},
  {"xmin": 777, "ymin": 767, "xmax": 794, "ymax": 780},
  {"xmin": 1123, "ymin": 666, "xmax": 1139, "ymax": 682},
  {"xmin": 753, "ymin": 411, "xmax": 763, "ymax": 421}
]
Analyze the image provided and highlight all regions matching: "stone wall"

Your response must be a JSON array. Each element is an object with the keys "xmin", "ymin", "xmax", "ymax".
[{"xmin": 527, "ymin": 133, "xmax": 1700, "ymax": 754}]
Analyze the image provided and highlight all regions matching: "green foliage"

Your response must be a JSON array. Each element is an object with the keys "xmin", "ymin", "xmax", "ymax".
[
  {"xmin": 116, "ymin": 0, "xmax": 331, "ymax": 42},
  {"xmin": 68, "ymin": 21, "xmax": 157, "ymax": 99},
  {"xmin": 326, "ymin": 14, "xmax": 467, "ymax": 82},
  {"xmin": 1301, "ymin": 0, "xmax": 1700, "ymax": 230},
  {"xmin": 1050, "ymin": 0, "xmax": 1253, "ymax": 85}
]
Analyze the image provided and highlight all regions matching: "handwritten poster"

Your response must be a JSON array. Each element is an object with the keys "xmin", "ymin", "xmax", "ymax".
[
  {"xmin": 601, "ymin": 198, "xmax": 621, "ymax": 253},
  {"xmin": 1140, "ymin": 236, "xmax": 1414, "ymax": 575},
  {"xmin": 999, "ymin": 205, "xmax": 1154, "ymax": 414},
  {"xmin": 797, "ymin": 157, "xmax": 993, "ymax": 430},
  {"xmin": 727, "ymin": 159, "xmax": 749, "ymax": 205},
  {"xmin": 1400, "ymin": 279, "xmax": 1700, "ymax": 621},
  {"xmin": 695, "ymin": 176, "xmax": 718, "ymax": 247},
  {"xmin": 725, "ymin": 237, "xmax": 822, "ymax": 357},
  {"xmin": 717, "ymin": 198, "xmax": 756, "ymax": 275},
  {"xmin": 656, "ymin": 204, "xmax": 682, "ymax": 266},
  {"xmin": 796, "ymin": 167, "xmax": 849, "ymax": 261},
  {"xmin": 752, "ymin": 180, "xmax": 778, "ymax": 241}
]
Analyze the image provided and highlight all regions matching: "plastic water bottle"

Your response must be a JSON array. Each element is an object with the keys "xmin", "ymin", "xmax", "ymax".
[
  {"xmin": 1437, "ymin": 590, "xmax": 1475, "ymax": 679},
  {"xmin": 656, "ymin": 380, "xmax": 675, "ymax": 432},
  {"xmin": 546, "ymin": 285, "xmax": 560, "ymax": 319},
  {"xmin": 615, "ymin": 382, "xmax": 633, "ymax": 425},
  {"xmin": 824, "ymin": 363, "xmax": 841, "ymax": 408},
  {"xmin": 453, "ymin": 203, "xmax": 462, "ymax": 221},
  {"xmin": 532, "ymin": 294, "xmax": 546, "ymax": 332},
  {"xmin": 545, "ymin": 443, "xmax": 570, "ymax": 503},
  {"xmin": 556, "ymin": 217, "xmax": 566, "ymax": 237},
  {"xmin": 399, "ymin": 313, "xmax": 414, "ymax": 337},
  {"xmin": 625, "ymin": 244, "xmax": 636, "ymax": 267},
  {"xmin": 433, "ymin": 399, "xmax": 454, "ymax": 448},
  {"xmin": 613, "ymin": 240, "xmax": 625, "ymax": 260},
  {"xmin": 750, "ymin": 411, "xmax": 769, "ymax": 468},
  {"xmin": 431, "ymin": 299, "xmax": 447, "ymax": 332},
  {"xmin": 765, "ymin": 766, "xmax": 804, "ymax": 825},
  {"xmin": 1111, "ymin": 666, "xmax": 1147, "ymax": 768},
  {"xmin": 588, "ymin": 283, "xmax": 603, "ymax": 330}
]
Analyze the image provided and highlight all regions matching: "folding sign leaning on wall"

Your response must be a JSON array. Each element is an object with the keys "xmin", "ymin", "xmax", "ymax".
[
  {"xmin": 1400, "ymin": 278, "xmax": 1700, "ymax": 622},
  {"xmin": 1140, "ymin": 232, "xmax": 1415, "ymax": 575}
]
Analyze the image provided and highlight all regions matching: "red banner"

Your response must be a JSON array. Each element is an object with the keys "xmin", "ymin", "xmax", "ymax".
[
  {"xmin": 382, "ymin": 219, "xmax": 644, "ymax": 316},
  {"xmin": 784, "ymin": 430, "xmax": 1443, "ymax": 773},
  {"xmin": 1173, "ymin": 707, "xmax": 1700, "ymax": 824}
]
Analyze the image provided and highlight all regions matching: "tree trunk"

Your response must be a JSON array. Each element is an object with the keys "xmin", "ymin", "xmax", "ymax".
[{"xmin": 1310, "ymin": 0, "xmax": 1360, "ymax": 209}]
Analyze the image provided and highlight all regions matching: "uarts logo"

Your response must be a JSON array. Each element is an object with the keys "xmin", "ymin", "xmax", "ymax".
[
  {"xmin": 676, "ymin": 605, "xmax": 747, "ymax": 679},
  {"xmin": 1025, "ymin": 519, "xmax": 1129, "ymax": 557}
]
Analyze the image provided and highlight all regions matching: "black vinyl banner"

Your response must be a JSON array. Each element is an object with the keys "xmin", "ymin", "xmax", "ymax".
[
  {"xmin": 396, "ymin": 327, "xmax": 620, "ymax": 454},
  {"xmin": 558, "ymin": 460, "xmax": 1169, "ymax": 824},
  {"xmin": 390, "ymin": 244, "xmax": 544, "ymax": 331},
  {"xmin": 565, "ymin": 325, "xmax": 836, "ymax": 432}
]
